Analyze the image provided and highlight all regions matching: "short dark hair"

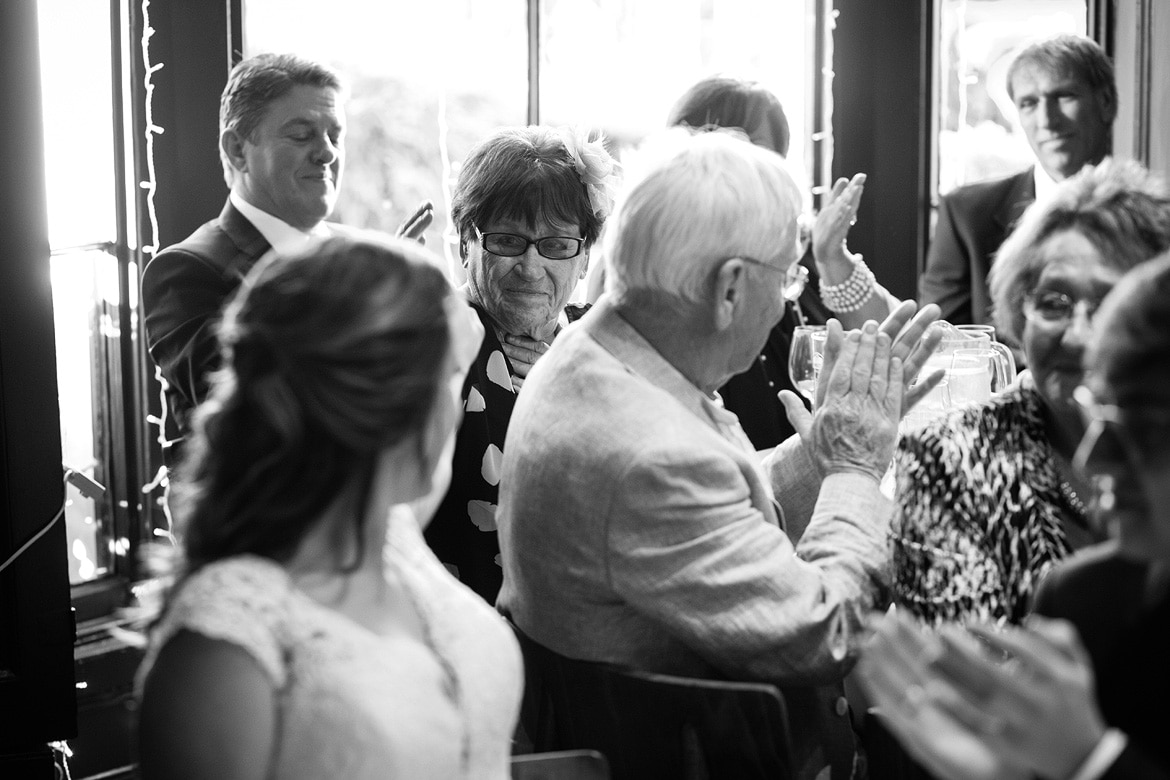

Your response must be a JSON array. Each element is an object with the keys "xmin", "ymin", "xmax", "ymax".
[
  {"xmin": 218, "ymin": 53, "xmax": 343, "ymax": 176},
  {"xmin": 666, "ymin": 76, "xmax": 791, "ymax": 158},
  {"xmin": 1007, "ymin": 34, "xmax": 1116, "ymax": 111},
  {"xmin": 451, "ymin": 126, "xmax": 609, "ymax": 249}
]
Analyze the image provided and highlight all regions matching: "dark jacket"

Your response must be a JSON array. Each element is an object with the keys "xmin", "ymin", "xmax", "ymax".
[
  {"xmin": 1033, "ymin": 542, "xmax": 1170, "ymax": 780},
  {"xmin": 918, "ymin": 168, "xmax": 1035, "ymax": 325},
  {"xmin": 141, "ymin": 200, "xmax": 271, "ymax": 464}
]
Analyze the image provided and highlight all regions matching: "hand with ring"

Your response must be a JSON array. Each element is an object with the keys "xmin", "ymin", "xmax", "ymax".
[{"xmin": 855, "ymin": 609, "xmax": 1032, "ymax": 780}]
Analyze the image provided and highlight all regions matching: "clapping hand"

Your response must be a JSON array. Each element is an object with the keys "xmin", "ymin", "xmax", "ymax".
[
  {"xmin": 396, "ymin": 200, "xmax": 434, "ymax": 244},
  {"xmin": 856, "ymin": 610, "xmax": 1031, "ymax": 780},
  {"xmin": 937, "ymin": 618, "xmax": 1108, "ymax": 780},
  {"xmin": 813, "ymin": 173, "xmax": 866, "ymax": 281},
  {"xmin": 779, "ymin": 300, "xmax": 944, "ymax": 449}
]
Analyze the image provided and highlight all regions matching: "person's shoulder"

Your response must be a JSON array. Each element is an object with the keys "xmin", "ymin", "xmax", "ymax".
[
  {"xmin": 149, "ymin": 201, "xmax": 267, "ymax": 272},
  {"xmin": 157, "ymin": 557, "xmax": 292, "ymax": 667},
  {"xmin": 941, "ymin": 168, "xmax": 1032, "ymax": 209},
  {"xmin": 1041, "ymin": 540, "xmax": 1132, "ymax": 592}
]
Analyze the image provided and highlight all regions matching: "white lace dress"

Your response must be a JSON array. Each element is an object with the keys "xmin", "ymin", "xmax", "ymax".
[{"xmin": 137, "ymin": 505, "xmax": 523, "ymax": 779}]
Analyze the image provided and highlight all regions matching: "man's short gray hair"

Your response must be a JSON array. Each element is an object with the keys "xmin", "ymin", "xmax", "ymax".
[{"xmin": 604, "ymin": 128, "xmax": 802, "ymax": 312}]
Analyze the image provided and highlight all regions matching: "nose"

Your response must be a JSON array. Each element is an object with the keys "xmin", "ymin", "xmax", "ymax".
[
  {"xmin": 513, "ymin": 245, "xmax": 545, "ymax": 279},
  {"xmin": 311, "ymin": 134, "xmax": 339, "ymax": 166},
  {"xmin": 1037, "ymin": 97, "xmax": 1061, "ymax": 130},
  {"xmin": 1061, "ymin": 301, "xmax": 1094, "ymax": 347}
]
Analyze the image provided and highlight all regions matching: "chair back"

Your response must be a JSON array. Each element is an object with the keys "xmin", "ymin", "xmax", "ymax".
[
  {"xmin": 510, "ymin": 749, "xmax": 611, "ymax": 780},
  {"xmin": 512, "ymin": 623, "xmax": 793, "ymax": 780}
]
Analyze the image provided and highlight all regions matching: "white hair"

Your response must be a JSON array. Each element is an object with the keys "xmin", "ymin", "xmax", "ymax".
[{"xmin": 603, "ymin": 128, "xmax": 802, "ymax": 309}]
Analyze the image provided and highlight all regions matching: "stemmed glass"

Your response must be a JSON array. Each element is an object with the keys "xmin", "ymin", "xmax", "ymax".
[{"xmin": 788, "ymin": 325, "xmax": 826, "ymax": 404}]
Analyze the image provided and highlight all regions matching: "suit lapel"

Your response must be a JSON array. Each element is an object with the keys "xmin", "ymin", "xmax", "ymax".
[
  {"xmin": 993, "ymin": 168, "xmax": 1036, "ymax": 235},
  {"xmin": 217, "ymin": 199, "xmax": 272, "ymax": 261}
]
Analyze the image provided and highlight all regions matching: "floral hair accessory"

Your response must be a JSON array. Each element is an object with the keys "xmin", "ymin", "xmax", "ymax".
[{"xmin": 558, "ymin": 126, "xmax": 621, "ymax": 220}]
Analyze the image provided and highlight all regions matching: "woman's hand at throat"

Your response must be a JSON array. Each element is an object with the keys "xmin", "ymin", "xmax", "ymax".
[{"xmin": 502, "ymin": 332, "xmax": 553, "ymax": 391}]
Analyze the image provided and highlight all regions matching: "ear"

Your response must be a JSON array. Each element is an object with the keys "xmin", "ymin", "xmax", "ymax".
[
  {"xmin": 221, "ymin": 129, "xmax": 248, "ymax": 175},
  {"xmin": 712, "ymin": 257, "xmax": 747, "ymax": 333},
  {"xmin": 579, "ymin": 249, "xmax": 591, "ymax": 280},
  {"xmin": 1097, "ymin": 88, "xmax": 1118, "ymax": 125}
]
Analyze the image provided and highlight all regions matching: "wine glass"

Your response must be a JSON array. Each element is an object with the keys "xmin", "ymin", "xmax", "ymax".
[{"xmin": 788, "ymin": 325, "xmax": 826, "ymax": 403}]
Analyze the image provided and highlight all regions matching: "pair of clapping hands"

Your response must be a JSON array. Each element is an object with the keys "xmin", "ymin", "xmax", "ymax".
[
  {"xmin": 778, "ymin": 301, "xmax": 946, "ymax": 481},
  {"xmin": 858, "ymin": 609, "xmax": 1108, "ymax": 780}
]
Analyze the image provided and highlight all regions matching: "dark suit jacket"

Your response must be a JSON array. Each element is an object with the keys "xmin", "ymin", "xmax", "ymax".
[
  {"xmin": 918, "ymin": 168, "xmax": 1035, "ymax": 325},
  {"xmin": 141, "ymin": 200, "xmax": 271, "ymax": 465},
  {"xmin": 1032, "ymin": 541, "xmax": 1170, "ymax": 779}
]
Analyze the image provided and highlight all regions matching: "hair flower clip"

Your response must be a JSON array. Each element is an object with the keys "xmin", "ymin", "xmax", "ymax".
[{"xmin": 558, "ymin": 126, "xmax": 622, "ymax": 220}]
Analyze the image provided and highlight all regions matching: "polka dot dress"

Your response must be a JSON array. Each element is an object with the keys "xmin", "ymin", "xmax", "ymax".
[{"xmin": 424, "ymin": 302, "xmax": 589, "ymax": 603}]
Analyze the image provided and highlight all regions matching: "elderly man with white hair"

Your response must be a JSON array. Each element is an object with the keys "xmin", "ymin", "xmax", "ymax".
[{"xmin": 496, "ymin": 129, "xmax": 942, "ymax": 780}]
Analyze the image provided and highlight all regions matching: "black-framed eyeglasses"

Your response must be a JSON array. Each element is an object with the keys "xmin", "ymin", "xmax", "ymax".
[
  {"xmin": 735, "ymin": 255, "xmax": 808, "ymax": 302},
  {"xmin": 1072, "ymin": 384, "xmax": 1170, "ymax": 474},
  {"xmin": 474, "ymin": 225, "xmax": 585, "ymax": 260},
  {"xmin": 1023, "ymin": 290, "xmax": 1103, "ymax": 328}
]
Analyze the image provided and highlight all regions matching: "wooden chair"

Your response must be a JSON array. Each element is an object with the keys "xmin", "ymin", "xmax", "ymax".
[
  {"xmin": 511, "ymin": 623, "xmax": 794, "ymax": 780},
  {"xmin": 510, "ymin": 749, "xmax": 611, "ymax": 780}
]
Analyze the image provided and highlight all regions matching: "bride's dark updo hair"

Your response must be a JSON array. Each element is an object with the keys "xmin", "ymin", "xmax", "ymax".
[{"xmin": 175, "ymin": 232, "xmax": 452, "ymax": 569}]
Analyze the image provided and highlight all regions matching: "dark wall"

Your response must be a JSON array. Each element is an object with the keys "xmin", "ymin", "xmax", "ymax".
[
  {"xmin": 0, "ymin": 0, "xmax": 78, "ymax": 757},
  {"xmin": 141, "ymin": 0, "xmax": 238, "ymax": 251},
  {"xmin": 831, "ymin": 0, "xmax": 933, "ymax": 303}
]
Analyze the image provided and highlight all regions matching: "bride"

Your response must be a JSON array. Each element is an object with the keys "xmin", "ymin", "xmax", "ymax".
[{"xmin": 136, "ymin": 232, "xmax": 521, "ymax": 779}]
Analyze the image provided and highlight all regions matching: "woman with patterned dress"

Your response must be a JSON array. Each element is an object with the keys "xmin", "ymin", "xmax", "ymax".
[
  {"xmin": 859, "ymin": 250, "xmax": 1170, "ymax": 780},
  {"xmin": 892, "ymin": 159, "xmax": 1170, "ymax": 626},
  {"xmin": 136, "ymin": 233, "xmax": 522, "ymax": 779},
  {"xmin": 424, "ymin": 126, "xmax": 620, "ymax": 603}
]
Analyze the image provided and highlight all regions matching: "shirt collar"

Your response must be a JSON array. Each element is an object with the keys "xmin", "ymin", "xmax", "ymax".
[
  {"xmin": 1033, "ymin": 164, "xmax": 1058, "ymax": 204},
  {"xmin": 230, "ymin": 191, "xmax": 330, "ymax": 256},
  {"xmin": 584, "ymin": 298, "xmax": 740, "ymax": 435}
]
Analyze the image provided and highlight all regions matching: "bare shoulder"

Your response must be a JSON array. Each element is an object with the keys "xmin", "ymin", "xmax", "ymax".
[{"xmin": 138, "ymin": 630, "xmax": 278, "ymax": 780}]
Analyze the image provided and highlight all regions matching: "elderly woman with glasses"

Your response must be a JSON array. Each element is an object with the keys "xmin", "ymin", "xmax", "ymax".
[
  {"xmin": 858, "ymin": 251, "xmax": 1170, "ymax": 780},
  {"xmin": 891, "ymin": 158, "xmax": 1170, "ymax": 628},
  {"xmin": 423, "ymin": 125, "xmax": 620, "ymax": 603}
]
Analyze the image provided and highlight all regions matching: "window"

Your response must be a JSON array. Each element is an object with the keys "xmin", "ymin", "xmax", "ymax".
[
  {"xmin": 243, "ymin": 0, "xmax": 529, "ymax": 281},
  {"xmin": 935, "ymin": 0, "xmax": 1087, "ymax": 195},
  {"xmin": 245, "ymin": 0, "xmax": 824, "ymax": 281},
  {"xmin": 538, "ymin": 0, "xmax": 816, "ymax": 195},
  {"xmin": 40, "ymin": 0, "xmax": 121, "ymax": 587},
  {"xmin": 38, "ymin": 0, "xmax": 157, "ymax": 603}
]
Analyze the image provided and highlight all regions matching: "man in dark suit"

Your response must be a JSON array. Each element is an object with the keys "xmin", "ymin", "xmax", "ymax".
[
  {"xmin": 142, "ymin": 53, "xmax": 348, "ymax": 467},
  {"xmin": 919, "ymin": 34, "xmax": 1117, "ymax": 325},
  {"xmin": 142, "ymin": 54, "xmax": 434, "ymax": 469}
]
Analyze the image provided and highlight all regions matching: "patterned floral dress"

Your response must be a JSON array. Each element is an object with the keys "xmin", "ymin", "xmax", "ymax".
[
  {"xmin": 891, "ymin": 382, "xmax": 1103, "ymax": 626},
  {"xmin": 424, "ymin": 301, "xmax": 589, "ymax": 603}
]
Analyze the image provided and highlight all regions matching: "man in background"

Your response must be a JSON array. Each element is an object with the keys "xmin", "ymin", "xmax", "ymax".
[
  {"xmin": 142, "ymin": 52, "xmax": 430, "ymax": 467},
  {"xmin": 918, "ymin": 34, "xmax": 1116, "ymax": 325}
]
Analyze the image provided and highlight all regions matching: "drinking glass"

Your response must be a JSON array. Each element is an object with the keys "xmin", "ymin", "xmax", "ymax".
[
  {"xmin": 951, "ymin": 347, "xmax": 1012, "ymax": 398},
  {"xmin": 788, "ymin": 325, "xmax": 826, "ymax": 403}
]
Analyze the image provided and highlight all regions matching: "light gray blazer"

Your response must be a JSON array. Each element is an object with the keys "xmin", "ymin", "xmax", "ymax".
[{"xmin": 497, "ymin": 298, "xmax": 893, "ymax": 780}]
